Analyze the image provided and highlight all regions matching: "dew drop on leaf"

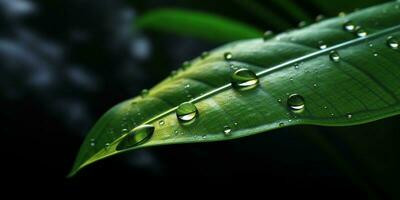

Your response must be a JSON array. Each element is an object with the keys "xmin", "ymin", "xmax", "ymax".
[
  {"xmin": 201, "ymin": 51, "xmax": 209, "ymax": 59},
  {"xmin": 231, "ymin": 68, "xmax": 259, "ymax": 90},
  {"xmin": 223, "ymin": 126, "xmax": 232, "ymax": 136},
  {"xmin": 343, "ymin": 21, "xmax": 355, "ymax": 32},
  {"xmin": 373, "ymin": 52, "xmax": 378, "ymax": 57},
  {"xmin": 141, "ymin": 89, "xmax": 149, "ymax": 97},
  {"xmin": 347, "ymin": 114, "xmax": 353, "ymax": 119},
  {"xmin": 159, "ymin": 120, "xmax": 165, "ymax": 126},
  {"xmin": 387, "ymin": 36, "xmax": 399, "ymax": 49},
  {"xmin": 224, "ymin": 52, "xmax": 233, "ymax": 61},
  {"xmin": 116, "ymin": 124, "xmax": 154, "ymax": 150},
  {"xmin": 287, "ymin": 94, "xmax": 305, "ymax": 111},
  {"xmin": 329, "ymin": 51, "xmax": 341, "ymax": 62},
  {"xmin": 105, "ymin": 143, "xmax": 110, "ymax": 150},
  {"xmin": 355, "ymin": 27, "xmax": 367, "ymax": 37},
  {"xmin": 315, "ymin": 14, "xmax": 324, "ymax": 22},
  {"xmin": 263, "ymin": 30, "xmax": 274, "ymax": 41},
  {"xmin": 318, "ymin": 41, "xmax": 327, "ymax": 49},
  {"xmin": 279, "ymin": 122, "xmax": 285, "ymax": 127},
  {"xmin": 338, "ymin": 12, "xmax": 346, "ymax": 17},
  {"xmin": 298, "ymin": 21, "xmax": 307, "ymax": 27},
  {"xmin": 184, "ymin": 84, "xmax": 190, "ymax": 88},
  {"xmin": 176, "ymin": 102, "xmax": 198, "ymax": 122}
]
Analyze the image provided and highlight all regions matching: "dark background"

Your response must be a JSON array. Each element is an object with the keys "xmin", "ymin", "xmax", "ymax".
[{"xmin": 2, "ymin": 0, "xmax": 398, "ymax": 197}]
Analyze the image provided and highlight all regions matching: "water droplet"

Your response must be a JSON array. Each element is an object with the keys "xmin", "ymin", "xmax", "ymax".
[
  {"xmin": 141, "ymin": 89, "xmax": 149, "ymax": 97},
  {"xmin": 289, "ymin": 77, "xmax": 294, "ymax": 81},
  {"xmin": 263, "ymin": 30, "xmax": 274, "ymax": 41},
  {"xmin": 105, "ymin": 143, "xmax": 110, "ymax": 150},
  {"xmin": 313, "ymin": 83, "xmax": 318, "ymax": 87},
  {"xmin": 231, "ymin": 68, "xmax": 259, "ymax": 90},
  {"xmin": 315, "ymin": 14, "xmax": 325, "ymax": 22},
  {"xmin": 347, "ymin": 114, "xmax": 353, "ymax": 119},
  {"xmin": 202, "ymin": 135, "xmax": 207, "ymax": 139},
  {"xmin": 230, "ymin": 64, "xmax": 239, "ymax": 70},
  {"xmin": 224, "ymin": 52, "xmax": 233, "ymax": 61},
  {"xmin": 298, "ymin": 21, "xmax": 307, "ymax": 27},
  {"xmin": 90, "ymin": 142, "xmax": 95, "ymax": 147},
  {"xmin": 294, "ymin": 63, "xmax": 299, "ymax": 69},
  {"xmin": 287, "ymin": 94, "xmax": 305, "ymax": 111},
  {"xmin": 170, "ymin": 70, "xmax": 177, "ymax": 76},
  {"xmin": 355, "ymin": 27, "xmax": 367, "ymax": 37},
  {"xmin": 185, "ymin": 84, "xmax": 190, "ymax": 88},
  {"xmin": 122, "ymin": 128, "xmax": 129, "ymax": 133},
  {"xmin": 338, "ymin": 12, "xmax": 346, "ymax": 17},
  {"xmin": 159, "ymin": 120, "xmax": 165, "ymax": 126},
  {"xmin": 201, "ymin": 51, "xmax": 209, "ymax": 59},
  {"xmin": 329, "ymin": 51, "xmax": 340, "ymax": 62},
  {"xmin": 234, "ymin": 122, "xmax": 238, "ymax": 126},
  {"xmin": 116, "ymin": 124, "xmax": 154, "ymax": 150},
  {"xmin": 368, "ymin": 42, "xmax": 374, "ymax": 47},
  {"xmin": 318, "ymin": 41, "xmax": 327, "ymax": 49},
  {"xmin": 387, "ymin": 36, "xmax": 399, "ymax": 50},
  {"xmin": 223, "ymin": 126, "xmax": 232, "ymax": 136},
  {"xmin": 277, "ymin": 98, "xmax": 282, "ymax": 103},
  {"xmin": 343, "ymin": 21, "xmax": 355, "ymax": 32},
  {"xmin": 182, "ymin": 61, "xmax": 191, "ymax": 69},
  {"xmin": 279, "ymin": 122, "xmax": 285, "ymax": 127},
  {"xmin": 373, "ymin": 52, "xmax": 378, "ymax": 57},
  {"xmin": 176, "ymin": 102, "xmax": 198, "ymax": 123}
]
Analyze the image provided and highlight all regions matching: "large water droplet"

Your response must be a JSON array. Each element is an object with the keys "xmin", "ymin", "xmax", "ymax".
[
  {"xmin": 343, "ymin": 21, "xmax": 355, "ymax": 32},
  {"xmin": 287, "ymin": 94, "xmax": 305, "ymax": 111},
  {"xmin": 387, "ymin": 36, "xmax": 399, "ymax": 49},
  {"xmin": 223, "ymin": 126, "xmax": 232, "ymax": 136},
  {"xmin": 176, "ymin": 102, "xmax": 198, "ymax": 123},
  {"xmin": 329, "ymin": 51, "xmax": 340, "ymax": 62},
  {"xmin": 263, "ymin": 30, "xmax": 274, "ymax": 41},
  {"xmin": 231, "ymin": 68, "xmax": 259, "ymax": 90},
  {"xmin": 224, "ymin": 52, "xmax": 233, "ymax": 61},
  {"xmin": 116, "ymin": 125, "xmax": 154, "ymax": 150}
]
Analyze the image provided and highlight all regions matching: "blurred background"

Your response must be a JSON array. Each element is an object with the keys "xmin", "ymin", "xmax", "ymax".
[{"xmin": 2, "ymin": 0, "xmax": 399, "ymax": 197}]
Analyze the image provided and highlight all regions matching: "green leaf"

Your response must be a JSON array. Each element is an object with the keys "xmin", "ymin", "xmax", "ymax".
[
  {"xmin": 136, "ymin": 8, "xmax": 263, "ymax": 43},
  {"xmin": 70, "ymin": 2, "xmax": 400, "ymax": 176}
]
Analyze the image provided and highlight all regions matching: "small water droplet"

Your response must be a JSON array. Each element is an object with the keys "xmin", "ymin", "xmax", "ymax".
[
  {"xmin": 355, "ymin": 27, "xmax": 367, "ymax": 37},
  {"xmin": 182, "ymin": 61, "xmax": 191, "ymax": 69},
  {"xmin": 294, "ymin": 63, "xmax": 299, "ymax": 69},
  {"xmin": 347, "ymin": 114, "xmax": 353, "ymax": 119},
  {"xmin": 201, "ymin": 51, "xmax": 209, "ymax": 59},
  {"xmin": 202, "ymin": 135, "xmax": 207, "ymax": 139},
  {"xmin": 289, "ymin": 77, "xmax": 294, "ymax": 81},
  {"xmin": 277, "ymin": 98, "xmax": 282, "ymax": 103},
  {"xmin": 170, "ymin": 70, "xmax": 177, "ymax": 76},
  {"xmin": 323, "ymin": 106, "xmax": 328, "ymax": 109},
  {"xmin": 159, "ymin": 120, "xmax": 165, "ymax": 126},
  {"xmin": 223, "ymin": 126, "xmax": 232, "ymax": 136},
  {"xmin": 231, "ymin": 68, "xmax": 259, "ymax": 90},
  {"xmin": 329, "ymin": 51, "xmax": 341, "ymax": 62},
  {"xmin": 318, "ymin": 41, "xmax": 327, "ymax": 49},
  {"xmin": 90, "ymin": 142, "xmax": 95, "ymax": 147},
  {"xmin": 122, "ymin": 128, "xmax": 129, "ymax": 133},
  {"xmin": 343, "ymin": 21, "xmax": 355, "ymax": 32},
  {"xmin": 174, "ymin": 130, "xmax": 179, "ymax": 135},
  {"xmin": 313, "ymin": 83, "xmax": 318, "ymax": 87},
  {"xmin": 224, "ymin": 52, "xmax": 233, "ymax": 61},
  {"xmin": 338, "ymin": 12, "xmax": 346, "ymax": 17},
  {"xmin": 230, "ymin": 64, "xmax": 238, "ymax": 70},
  {"xmin": 105, "ymin": 143, "xmax": 110, "ymax": 150},
  {"xmin": 315, "ymin": 14, "xmax": 325, "ymax": 22},
  {"xmin": 287, "ymin": 94, "xmax": 305, "ymax": 111},
  {"xmin": 373, "ymin": 52, "xmax": 378, "ymax": 57},
  {"xmin": 185, "ymin": 84, "xmax": 190, "ymax": 88},
  {"xmin": 263, "ymin": 30, "xmax": 274, "ymax": 41},
  {"xmin": 330, "ymin": 113, "xmax": 335, "ymax": 117},
  {"xmin": 176, "ymin": 102, "xmax": 198, "ymax": 123},
  {"xmin": 368, "ymin": 42, "xmax": 374, "ymax": 48},
  {"xmin": 298, "ymin": 21, "xmax": 307, "ymax": 27},
  {"xmin": 234, "ymin": 122, "xmax": 238, "ymax": 126},
  {"xmin": 116, "ymin": 124, "xmax": 154, "ymax": 150},
  {"xmin": 387, "ymin": 36, "xmax": 399, "ymax": 49},
  {"xmin": 141, "ymin": 89, "xmax": 149, "ymax": 97},
  {"xmin": 279, "ymin": 122, "xmax": 285, "ymax": 127}
]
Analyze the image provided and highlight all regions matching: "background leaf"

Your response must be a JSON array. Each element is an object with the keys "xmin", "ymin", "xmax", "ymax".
[{"xmin": 136, "ymin": 8, "xmax": 263, "ymax": 43}]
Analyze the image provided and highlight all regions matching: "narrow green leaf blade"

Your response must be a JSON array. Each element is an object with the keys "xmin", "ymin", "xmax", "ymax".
[
  {"xmin": 70, "ymin": 2, "xmax": 400, "ymax": 176},
  {"xmin": 136, "ymin": 8, "xmax": 263, "ymax": 42}
]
